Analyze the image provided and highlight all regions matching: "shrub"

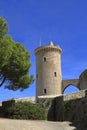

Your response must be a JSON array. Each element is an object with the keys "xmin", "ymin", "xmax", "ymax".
[{"xmin": 3, "ymin": 101, "xmax": 46, "ymax": 120}]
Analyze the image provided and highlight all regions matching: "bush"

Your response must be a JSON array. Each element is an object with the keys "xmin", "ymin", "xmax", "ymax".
[{"xmin": 3, "ymin": 101, "xmax": 46, "ymax": 120}]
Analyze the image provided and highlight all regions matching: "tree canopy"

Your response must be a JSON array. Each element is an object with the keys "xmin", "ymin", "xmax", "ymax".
[{"xmin": 0, "ymin": 17, "xmax": 34, "ymax": 90}]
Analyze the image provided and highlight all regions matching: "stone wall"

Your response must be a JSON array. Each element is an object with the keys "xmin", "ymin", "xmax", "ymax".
[
  {"xmin": 79, "ymin": 70, "xmax": 87, "ymax": 90},
  {"xmin": 4, "ymin": 97, "xmax": 35, "ymax": 103},
  {"xmin": 63, "ymin": 90, "xmax": 85, "ymax": 101},
  {"xmin": 13, "ymin": 97, "xmax": 35, "ymax": 103},
  {"xmin": 55, "ymin": 91, "xmax": 87, "ymax": 122},
  {"xmin": 38, "ymin": 89, "xmax": 87, "ymax": 122}
]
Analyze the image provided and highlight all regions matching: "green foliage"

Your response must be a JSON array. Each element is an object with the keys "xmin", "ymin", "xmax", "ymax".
[
  {"xmin": 2, "ymin": 100, "xmax": 15, "ymax": 117},
  {"xmin": 0, "ymin": 17, "xmax": 34, "ymax": 90},
  {"xmin": 0, "ymin": 17, "xmax": 8, "ymax": 38},
  {"xmin": 3, "ymin": 101, "xmax": 46, "ymax": 120}
]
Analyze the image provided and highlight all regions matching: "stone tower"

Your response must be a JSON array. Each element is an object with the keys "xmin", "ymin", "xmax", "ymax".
[{"xmin": 34, "ymin": 41, "xmax": 62, "ymax": 99}]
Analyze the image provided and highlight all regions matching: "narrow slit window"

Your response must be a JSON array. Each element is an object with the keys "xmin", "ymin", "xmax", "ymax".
[
  {"xmin": 43, "ymin": 89, "xmax": 46, "ymax": 94},
  {"xmin": 54, "ymin": 72, "xmax": 57, "ymax": 77},
  {"xmin": 44, "ymin": 57, "xmax": 46, "ymax": 62}
]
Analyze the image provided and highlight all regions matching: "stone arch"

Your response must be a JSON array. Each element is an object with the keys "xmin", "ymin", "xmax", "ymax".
[
  {"xmin": 63, "ymin": 84, "xmax": 80, "ymax": 94},
  {"xmin": 62, "ymin": 79, "xmax": 80, "ymax": 93}
]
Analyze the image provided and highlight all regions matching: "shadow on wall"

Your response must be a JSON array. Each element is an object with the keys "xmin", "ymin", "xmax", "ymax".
[
  {"xmin": 47, "ymin": 93, "xmax": 87, "ymax": 130},
  {"xmin": 47, "ymin": 96, "xmax": 64, "ymax": 121}
]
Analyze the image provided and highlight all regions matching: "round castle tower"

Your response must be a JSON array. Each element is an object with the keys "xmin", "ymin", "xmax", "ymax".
[{"xmin": 34, "ymin": 41, "xmax": 62, "ymax": 99}]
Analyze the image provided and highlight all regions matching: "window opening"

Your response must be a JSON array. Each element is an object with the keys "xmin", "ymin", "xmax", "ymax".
[
  {"xmin": 44, "ymin": 57, "xmax": 46, "ymax": 62},
  {"xmin": 54, "ymin": 72, "xmax": 57, "ymax": 77},
  {"xmin": 43, "ymin": 89, "xmax": 46, "ymax": 94}
]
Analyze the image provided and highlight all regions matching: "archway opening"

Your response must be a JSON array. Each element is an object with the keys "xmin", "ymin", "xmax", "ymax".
[{"xmin": 63, "ymin": 85, "xmax": 79, "ymax": 94}]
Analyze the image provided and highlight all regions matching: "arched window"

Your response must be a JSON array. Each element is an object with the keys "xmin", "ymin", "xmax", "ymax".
[{"xmin": 63, "ymin": 85, "xmax": 79, "ymax": 94}]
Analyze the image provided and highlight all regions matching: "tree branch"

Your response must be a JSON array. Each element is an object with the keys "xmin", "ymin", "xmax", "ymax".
[{"xmin": 0, "ymin": 77, "xmax": 6, "ymax": 87}]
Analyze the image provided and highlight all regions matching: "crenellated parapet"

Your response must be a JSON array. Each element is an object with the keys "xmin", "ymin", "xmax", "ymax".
[{"xmin": 34, "ymin": 41, "xmax": 62, "ymax": 55}]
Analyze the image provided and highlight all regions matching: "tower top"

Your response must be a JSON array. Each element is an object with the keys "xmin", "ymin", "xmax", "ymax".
[
  {"xmin": 34, "ymin": 41, "xmax": 62, "ymax": 55},
  {"xmin": 50, "ymin": 41, "xmax": 54, "ymax": 46}
]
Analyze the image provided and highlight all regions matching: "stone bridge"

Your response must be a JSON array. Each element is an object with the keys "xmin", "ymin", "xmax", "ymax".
[{"xmin": 62, "ymin": 79, "xmax": 80, "ymax": 93}]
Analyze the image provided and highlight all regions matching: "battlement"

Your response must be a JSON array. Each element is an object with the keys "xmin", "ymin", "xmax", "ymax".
[{"xmin": 34, "ymin": 41, "xmax": 62, "ymax": 55}]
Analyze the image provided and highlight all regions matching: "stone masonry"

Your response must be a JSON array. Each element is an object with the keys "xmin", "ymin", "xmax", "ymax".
[
  {"xmin": 35, "ymin": 41, "xmax": 62, "ymax": 99},
  {"xmin": 38, "ymin": 89, "xmax": 87, "ymax": 123},
  {"xmin": 34, "ymin": 41, "xmax": 82, "ymax": 100}
]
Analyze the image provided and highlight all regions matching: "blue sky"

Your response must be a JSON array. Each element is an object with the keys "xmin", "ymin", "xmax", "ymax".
[{"xmin": 0, "ymin": 0, "xmax": 87, "ymax": 101}]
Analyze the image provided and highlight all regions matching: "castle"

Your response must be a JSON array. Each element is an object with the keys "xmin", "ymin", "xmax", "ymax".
[
  {"xmin": 34, "ymin": 41, "xmax": 87, "ymax": 122},
  {"xmin": 2, "ymin": 41, "xmax": 87, "ymax": 122},
  {"xmin": 34, "ymin": 41, "xmax": 87, "ymax": 100}
]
